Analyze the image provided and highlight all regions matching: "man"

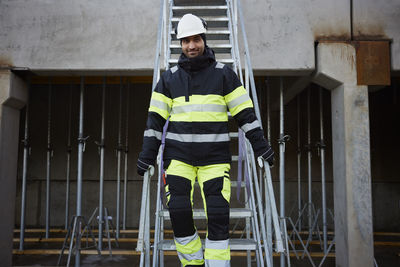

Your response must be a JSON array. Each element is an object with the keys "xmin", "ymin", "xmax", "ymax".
[{"xmin": 137, "ymin": 13, "xmax": 274, "ymax": 267}]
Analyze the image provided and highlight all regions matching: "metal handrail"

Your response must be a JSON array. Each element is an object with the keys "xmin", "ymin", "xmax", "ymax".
[
  {"xmin": 152, "ymin": 0, "xmax": 167, "ymax": 90},
  {"xmin": 227, "ymin": 0, "xmax": 262, "ymax": 125}
]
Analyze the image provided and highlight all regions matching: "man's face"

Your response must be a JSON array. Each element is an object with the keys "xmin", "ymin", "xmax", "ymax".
[{"xmin": 181, "ymin": 34, "xmax": 205, "ymax": 58}]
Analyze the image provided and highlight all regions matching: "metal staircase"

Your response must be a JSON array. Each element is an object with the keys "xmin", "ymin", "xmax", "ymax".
[{"xmin": 137, "ymin": 1, "xmax": 287, "ymax": 266}]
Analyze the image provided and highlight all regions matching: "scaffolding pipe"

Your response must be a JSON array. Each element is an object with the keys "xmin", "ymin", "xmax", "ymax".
[
  {"xmin": 65, "ymin": 86, "xmax": 73, "ymax": 230},
  {"xmin": 307, "ymin": 87, "xmax": 313, "ymax": 239},
  {"xmin": 319, "ymin": 87, "xmax": 328, "ymax": 253},
  {"xmin": 123, "ymin": 82, "xmax": 130, "ymax": 230},
  {"xmin": 278, "ymin": 77, "xmax": 286, "ymax": 267},
  {"xmin": 297, "ymin": 96, "xmax": 302, "ymax": 232},
  {"xmin": 19, "ymin": 86, "xmax": 30, "ymax": 251},
  {"xmin": 98, "ymin": 77, "xmax": 106, "ymax": 250},
  {"xmin": 116, "ymin": 78, "xmax": 123, "ymax": 239},
  {"xmin": 45, "ymin": 79, "xmax": 53, "ymax": 239},
  {"xmin": 75, "ymin": 77, "xmax": 85, "ymax": 267},
  {"xmin": 264, "ymin": 78, "xmax": 273, "ymax": 265}
]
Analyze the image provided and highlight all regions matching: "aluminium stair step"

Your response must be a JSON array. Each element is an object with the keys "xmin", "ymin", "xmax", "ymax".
[
  {"xmin": 170, "ymin": 43, "xmax": 232, "ymax": 54},
  {"xmin": 159, "ymin": 208, "xmax": 252, "ymax": 220},
  {"xmin": 171, "ymin": 30, "xmax": 231, "ymax": 40},
  {"xmin": 171, "ymin": 16, "xmax": 229, "ymax": 28},
  {"xmin": 172, "ymin": 6, "xmax": 228, "ymax": 17},
  {"xmin": 169, "ymin": 58, "xmax": 234, "ymax": 64},
  {"xmin": 158, "ymin": 238, "xmax": 257, "ymax": 251},
  {"xmin": 172, "ymin": 5, "xmax": 228, "ymax": 10}
]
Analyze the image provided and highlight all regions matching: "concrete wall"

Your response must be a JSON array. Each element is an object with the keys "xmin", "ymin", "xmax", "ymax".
[{"xmin": 0, "ymin": 0, "xmax": 399, "ymax": 73}]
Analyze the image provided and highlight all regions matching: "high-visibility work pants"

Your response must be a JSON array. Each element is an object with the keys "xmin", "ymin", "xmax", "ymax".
[{"xmin": 165, "ymin": 159, "xmax": 231, "ymax": 267}]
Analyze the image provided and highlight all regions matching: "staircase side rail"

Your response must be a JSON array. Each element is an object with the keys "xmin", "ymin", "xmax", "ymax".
[
  {"xmin": 136, "ymin": 167, "xmax": 154, "ymax": 252},
  {"xmin": 152, "ymin": 0, "xmax": 167, "ymax": 90},
  {"xmin": 231, "ymin": 0, "xmax": 262, "ymax": 125}
]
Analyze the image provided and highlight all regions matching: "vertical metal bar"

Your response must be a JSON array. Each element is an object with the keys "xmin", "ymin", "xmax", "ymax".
[
  {"xmin": 307, "ymin": 87, "xmax": 313, "ymax": 240},
  {"xmin": 163, "ymin": 0, "xmax": 167, "ymax": 70},
  {"xmin": 152, "ymin": 0, "xmax": 166, "ymax": 89},
  {"xmin": 244, "ymin": 154, "xmax": 264, "ymax": 267},
  {"xmin": 248, "ymin": 142, "xmax": 272, "ymax": 267},
  {"xmin": 45, "ymin": 78, "xmax": 52, "ymax": 239},
  {"xmin": 123, "ymin": 81, "xmax": 130, "ymax": 230},
  {"xmin": 236, "ymin": 0, "xmax": 262, "ymax": 124},
  {"xmin": 279, "ymin": 77, "xmax": 286, "ymax": 267},
  {"xmin": 265, "ymin": 78, "xmax": 273, "ymax": 266},
  {"xmin": 75, "ymin": 77, "xmax": 85, "ymax": 267},
  {"xmin": 98, "ymin": 77, "xmax": 106, "ymax": 250},
  {"xmin": 19, "ymin": 83, "xmax": 30, "ymax": 251},
  {"xmin": 152, "ymin": 168, "xmax": 162, "ymax": 267},
  {"xmin": 138, "ymin": 170, "xmax": 150, "ymax": 267},
  {"xmin": 145, "ymin": 174, "xmax": 151, "ymax": 267},
  {"xmin": 65, "ymin": 86, "xmax": 73, "ymax": 230},
  {"xmin": 297, "ymin": 95, "xmax": 302, "ymax": 232},
  {"xmin": 116, "ymin": 77, "xmax": 123, "ymax": 239},
  {"xmin": 319, "ymin": 87, "xmax": 328, "ymax": 253},
  {"xmin": 166, "ymin": 0, "xmax": 173, "ymax": 71}
]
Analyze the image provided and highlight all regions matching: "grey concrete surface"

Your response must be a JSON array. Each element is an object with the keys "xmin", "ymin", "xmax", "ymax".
[
  {"xmin": 313, "ymin": 42, "xmax": 374, "ymax": 267},
  {"xmin": 0, "ymin": 0, "xmax": 399, "ymax": 73},
  {"xmin": 0, "ymin": 71, "xmax": 28, "ymax": 267}
]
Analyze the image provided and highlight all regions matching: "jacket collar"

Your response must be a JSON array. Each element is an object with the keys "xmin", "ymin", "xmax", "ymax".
[{"xmin": 178, "ymin": 46, "xmax": 216, "ymax": 73}]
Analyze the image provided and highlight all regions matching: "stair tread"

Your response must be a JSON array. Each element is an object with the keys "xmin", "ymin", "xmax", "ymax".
[
  {"xmin": 169, "ymin": 58, "xmax": 234, "ymax": 64},
  {"xmin": 170, "ymin": 44, "xmax": 232, "ymax": 48},
  {"xmin": 171, "ymin": 16, "xmax": 228, "ymax": 22},
  {"xmin": 158, "ymin": 238, "xmax": 257, "ymax": 250},
  {"xmin": 172, "ymin": 5, "xmax": 227, "ymax": 10},
  {"xmin": 160, "ymin": 208, "xmax": 252, "ymax": 220}
]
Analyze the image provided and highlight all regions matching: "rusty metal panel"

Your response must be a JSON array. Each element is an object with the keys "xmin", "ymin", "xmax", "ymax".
[{"xmin": 356, "ymin": 41, "xmax": 391, "ymax": 85}]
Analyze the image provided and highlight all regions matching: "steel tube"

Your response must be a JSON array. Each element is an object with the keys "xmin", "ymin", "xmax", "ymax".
[
  {"xmin": 307, "ymin": 88, "xmax": 312, "ymax": 239},
  {"xmin": 98, "ymin": 77, "xmax": 106, "ymax": 250},
  {"xmin": 265, "ymin": 78, "xmax": 273, "ymax": 265},
  {"xmin": 152, "ymin": 0, "xmax": 166, "ymax": 88},
  {"xmin": 237, "ymin": 0, "xmax": 262, "ymax": 123},
  {"xmin": 75, "ymin": 77, "xmax": 85, "ymax": 267},
  {"xmin": 65, "ymin": 87, "xmax": 73, "ymax": 230},
  {"xmin": 19, "ymin": 87, "xmax": 30, "ymax": 251},
  {"xmin": 319, "ymin": 88, "xmax": 328, "ymax": 253},
  {"xmin": 244, "ymin": 151, "xmax": 264, "ymax": 267},
  {"xmin": 248, "ymin": 142, "xmax": 272, "ymax": 267},
  {"xmin": 123, "ymin": 82, "xmax": 130, "ymax": 230},
  {"xmin": 115, "ymin": 78, "xmax": 123, "ymax": 239},
  {"xmin": 45, "ymin": 80, "xmax": 52, "ymax": 239},
  {"xmin": 279, "ymin": 77, "xmax": 286, "ymax": 267},
  {"xmin": 152, "ymin": 167, "xmax": 162, "ymax": 267},
  {"xmin": 297, "ymin": 96, "xmax": 302, "ymax": 232}
]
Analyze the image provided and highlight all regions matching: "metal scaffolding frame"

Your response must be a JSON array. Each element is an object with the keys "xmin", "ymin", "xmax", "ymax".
[
  {"xmin": 115, "ymin": 78, "xmax": 123, "ymax": 239},
  {"xmin": 65, "ymin": 86, "xmax": 73, "ymax": 230},
  {"xmin": 45, "ymin": 79, "xmax": 53, "ymax": 239},
  {"xmin": 122, "ymin": 80, "xmax": 130, "ymax": 230},
  {"xmin": 19, "ymin": 81, "xmax": 30, "ymax": 251}
]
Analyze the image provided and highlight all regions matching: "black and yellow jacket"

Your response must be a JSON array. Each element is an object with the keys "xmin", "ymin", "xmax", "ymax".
[{"xmin": 139, "ymin": 47, "xmax": 271, "ymax": 167}]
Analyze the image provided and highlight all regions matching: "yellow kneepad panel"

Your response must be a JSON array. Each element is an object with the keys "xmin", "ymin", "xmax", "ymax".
[
  {"xmin": 221, "ymin": 177, "xmax": 231, "ymax": 203},
  {"xmin": 175, "ymin": 237, "xmax": 202, "ymax": 255},
  {"xmin": 166, "ymin": 160, "xmax": 196, "ymax": 180},
  {"xmin": 205, "ymin": 247, "xmax": 231, "ymax": 261}
]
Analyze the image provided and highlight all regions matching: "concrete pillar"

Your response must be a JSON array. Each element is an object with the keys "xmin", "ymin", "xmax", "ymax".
[
  {"xmin": 0, "ymin": 70, "xmax": 28, "ymax": 267},
  {"xmin": 313, "ymin": 42, "xmax": 374, "ymax": 267}
]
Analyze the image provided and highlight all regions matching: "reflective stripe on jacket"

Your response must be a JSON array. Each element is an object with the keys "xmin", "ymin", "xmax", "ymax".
[{"xmin": 139, "ymin": 61, "xmax": 269, "ymax": 166}]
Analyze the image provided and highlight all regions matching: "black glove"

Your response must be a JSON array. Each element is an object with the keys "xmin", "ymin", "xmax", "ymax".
[
  {"xmin": 137, "ymin": 158, "xmax": 154, "ymax": 176},
  {"xmin": 259, "ymin": 146, "xmax": 274, "ymax": 167}
]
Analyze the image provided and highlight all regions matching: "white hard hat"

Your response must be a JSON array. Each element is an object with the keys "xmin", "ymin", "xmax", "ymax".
[{"xmin": 176, "ymin": 14, "xmax": 207, "ymax": 39}]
